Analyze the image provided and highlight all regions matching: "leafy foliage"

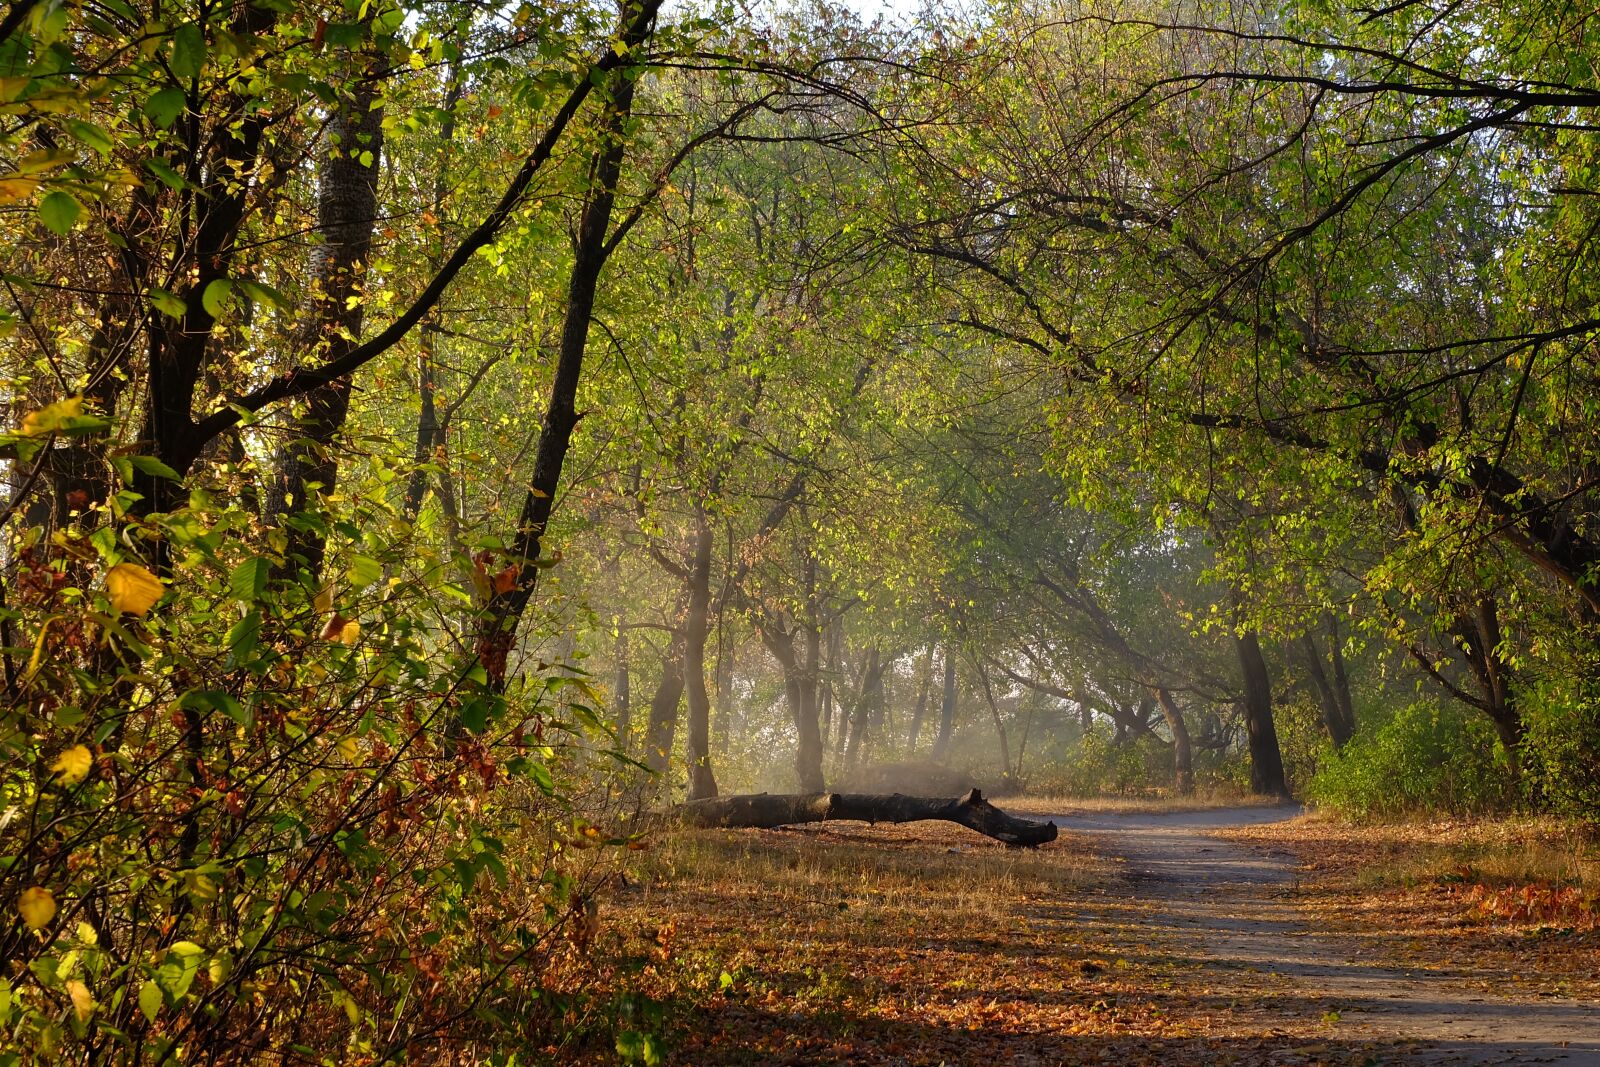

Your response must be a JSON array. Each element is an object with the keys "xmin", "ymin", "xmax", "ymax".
[{"xmin": 1308, "ymin": 702, "xmax": 1519, "ymax": 819}]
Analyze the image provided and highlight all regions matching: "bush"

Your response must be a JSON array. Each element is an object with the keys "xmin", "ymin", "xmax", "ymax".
[
  {"xmin": 0, "ymin": 496, "xmax": 631, "ymax": 1064},
  {"xmin": 1519, "ymin": 655, "xmax": 1600, "ymax": 820},
  {"xmin": 1308, "ymin": 699, "xmax": 1518, "ymax": 818},
  {"xmin": 1029, "ymin": 727, "xmax": 1173, "ymax": 797}
]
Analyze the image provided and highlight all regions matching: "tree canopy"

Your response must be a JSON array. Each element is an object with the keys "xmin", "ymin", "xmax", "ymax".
[{"xmin": 2, "ymin": 0, "xmax": 1597, "ymax": 1059}]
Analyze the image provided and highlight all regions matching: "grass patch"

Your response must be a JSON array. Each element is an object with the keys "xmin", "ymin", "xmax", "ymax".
[
  {"xmin": 1220, "ymin": 813, "xmax": 1600, "ymax": 1000},
  {"xmin": 1006, "ymin": 788, "xmax": 1282, "ymax": 817},
  {"xmin": 564, "ymin": 820, "xmax": 1389, "ymax": 1065}
]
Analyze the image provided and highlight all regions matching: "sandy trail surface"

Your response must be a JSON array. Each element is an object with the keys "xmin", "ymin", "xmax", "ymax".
[{"xmin": 1049, "ymin": 807, "xmax": 1600, "ymax": 1065}]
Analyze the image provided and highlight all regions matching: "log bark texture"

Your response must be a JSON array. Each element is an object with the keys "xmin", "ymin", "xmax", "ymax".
[{"xmin": 670, "ymin": 789, "xmax": 1057, "ymax": 847}]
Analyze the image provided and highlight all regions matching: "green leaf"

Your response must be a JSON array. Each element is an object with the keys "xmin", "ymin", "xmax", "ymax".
[
  {"xmin": 138, "ymin": 980, "xmax": 162, "ymax": 1023},
  {"xmin": 210, "ymin": 692, "xmax": 250, "ymax": 728},
  {"xmin": 347, "ymin": 553, "xmax": 382, "ymax": 590},
  {"xmin": 226, "ymin": 611, "xmax": 260, "ymax": 661},
  {"xmin": 38, "ymin": 190, "xmax": 80, "ymax": 235},
  {"xmin": 178, "ymin": 689, "xmax": 248, "ymax": 727},
  {"xmin": 171, "ymin": 22, "xmax": 205, "ymax": 79},
  {"xmin": 65, "ymin": 120, "xmax": 114, "ymax": 154},
  {"xmin": 238, "ymin": 279, "xmax": 287, "ymax": 308},
  {"xmin": 201, "ymin": 279, "xmax": 231, "ymax": 318},
  {"xmin": 324, "ymin": 21, "xmax": 365, "ymax": 48},
  {"xmin": 157, "ymin": 943, "xmax": 204, "ymax": 1001},
  {"xmin": 373, "ymin": 5, "xmax": 404, "ymax": 34},
  {"xmin": 148, "ymin": 288, "xmax": 186, "ymax": 318},
  {"xmin": 144, "ymin": 86, "xmax": 187, "ymax": 128},
  {"xmin": 459, "ymin": 698, "xmax": 491, "ymax": 734},
  {"xmin": 144, "ymin": 157, "xmax": 186, "ymax": 190},
  {"xmin": 228, "ymin": 556, "xmax": 269, "ymax": 603},
  {"xmin": 526, "ymin": 759, "xmax": 554, "ymax": 795},
  {"xmin": 128, "ymin": 454, "xmax": 181, "ymax": 480}
]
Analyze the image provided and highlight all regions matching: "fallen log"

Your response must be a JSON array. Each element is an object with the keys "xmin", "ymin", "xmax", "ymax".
[{"xmin": 670, "ymin": 788, "xmax": 1057, "ymax": 847}]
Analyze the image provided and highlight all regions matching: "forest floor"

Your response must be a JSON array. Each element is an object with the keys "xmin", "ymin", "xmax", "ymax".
[{"xmin": 581, "ymin": 805, "xmax": 1600, "ymax": 1066}]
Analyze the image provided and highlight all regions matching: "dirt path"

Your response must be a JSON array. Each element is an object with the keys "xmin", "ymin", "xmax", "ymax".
[{"xmin": 1051, "ymin": 807, "xmax": 1600, "ymax": 1065}]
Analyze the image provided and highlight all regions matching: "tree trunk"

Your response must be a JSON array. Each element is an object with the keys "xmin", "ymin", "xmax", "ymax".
[
  {"xmin": 269, "ymin": 66, "xmax": 384, "ymax": 578},
  {"xmin": 1299, "ymin": 632, "xmax": 1354, "ymax": 748},
  {"xmin": 932, "ymin": 646, "xmax": 957, "ymax": 760},
  {"xmin": 906, "ymin": 650, "xmax": 933, "ymax": 754},
  {"xmin": 1154, "ymin": 687, "xmax": 1194, "ymax": 795},
  {"xmin": 818, "ymin": 668, "xmax": 834, "ymax": 752},
  {"xmin": 644, "ymin": 622, "xmax": 687, "ymax": 776},
  {"xmin": 844, "ymin": 647, "xmax": 882, "ymax": 768},
  {"xmin": 1325, "ymin": 615, "xmax": 1356, "ymax": 738},
  {"xmin": 1235, "ymin": 631, "xmax": 1289, "ymax": 797},
  {"xmin": 1453, "ymin": 597, "xmax": 1524, "ymax": 757},
  {"xmin": 1014, "ymin": 694, "xmax": 1038, "ymax": 784},
  {"xmin": 712, "ymin": 642, "xmax": 734, "ymax": 755},
  {"xmin": 401, "ymin": 72, "xmax": 462, "ymax": 522},
  {"xmin": 795, "ymin": 618, "xmax": 825, "ymax": 792},
  {"xmin": 820, "ymin": 624, "xmax": 841, "ymax": 750},
  {"xmin": 761, "ymin": 622, "xmax": 826, "ymax": 793},
  {"xmin": 614, "ymin": 621, "xmax": 631, "ymax": 753},
  {"xmin": 684, "ymin": 507, "xmax": 717, "ymax": 800},
  {"xmin": 670, "ymin": 788, "xmax": 1057, "ymax": 847},
  {"xmin": 975, "ymin": 662, "xmax": 1013, "ymax": 782},
  {"xmin": 471, "ymin": 51, "xmax": 639, "ymax": 687}
]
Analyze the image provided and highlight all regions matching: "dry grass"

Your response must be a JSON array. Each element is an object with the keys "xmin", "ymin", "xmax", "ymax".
[
  {"xmin": 1005, "ymin": 788, "xmax": 1280, "ymax": 817},
  {"xmin": 539, "ymin": 812, "xmax": 1600, "ymax": 1064},
  {"xmin": 1225, "ymin": 812, "xmax": 1600, "ymax": 894},
  {"xmin": 1219, "ymin": 813, "xmax": 1600, "ymax": 1000},
  {"xmin": 637, "ymin": 819, "xmax": 1107, "ymax": 912},
  {"xmin": 564, "ymin": 820, "xmax": 1393, "ymax": 1065},
  {"xmin": 1357, "ymin": 819, "xmax": 1599, "ymax": 893}
]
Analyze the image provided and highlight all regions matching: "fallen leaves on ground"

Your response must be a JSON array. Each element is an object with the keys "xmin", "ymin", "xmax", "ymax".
[
  {"xmin": 562, "ymin": 822, "xmax": 1399, "ymax": 1065},
  {"xmin": 1218, "ymin": 815, "xmax": 1600, "ymax": 1002}
]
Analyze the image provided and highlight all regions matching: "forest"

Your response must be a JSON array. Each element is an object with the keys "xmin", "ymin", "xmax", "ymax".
[{"xmin": 1, "ymin": 0, "xmax": 1598, "ymax": 1062}]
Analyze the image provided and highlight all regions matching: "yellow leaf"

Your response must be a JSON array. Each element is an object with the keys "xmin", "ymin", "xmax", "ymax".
[
  {"xmin": 337, "ymin": 736, "xmax": 359, "ymax": 761},
  {"xmin": 339, "ymin": 619, "xmax": 360, "ymax": 646},
  {"xmin": 312, "ymin": 585, "xmax": 334, "ymax": 613},
  {"xmin": 18, "ymin": 146, "xmax": 73, "ymax": 174},
  {"xmin": 66, "ymin": 979, "xmax": 93, "ymax": 1021},
  {"xmin": 18, "ymin": 886, "xmax": 55, "ymax": 930},
  {"xmin": 19, "ymin": 396, "xmax": 83, "ymax": 436},
  {"xmin": 50, "ymin": 744, "xmax": 92, "ymax": 785},
  {"xmin": 0, "ymin": 176, "xmax": 38, "ymax": 204},
  {"xmin": 105, "ymin": 563, "xmax": 163, "ymax": 615},
  {"xmin": 24, "ymin": 619, "xmax": 52, "ymax": 680},
  {"xmin": 185, "ymin": 871, "xmax": 219, "ymax": 902}
]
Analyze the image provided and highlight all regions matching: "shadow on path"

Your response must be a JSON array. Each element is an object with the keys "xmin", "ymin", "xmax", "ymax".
[{"xmin": 1045, "ymin": 806, "xmax": 1600, "ymax": 1066}]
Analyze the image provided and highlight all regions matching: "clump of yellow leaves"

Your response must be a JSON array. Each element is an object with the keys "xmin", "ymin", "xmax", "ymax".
[
  {"xmin": 66, "ymin": 979, "xmax": 93, "ymax": 1021},
  {"xmin": 18, "ymin": 396, "xmax": 83, "ymax": 436},
  {"xmin": 18, "ymin": 886, "xmax": 55, "ymax": 930},
  {"xmin": 105, "ymin": 562, "xmax": 163, "ymax": 615},
  {"xmin": 319, "ymin": 613, "xmax": 360, "ymax": 646},
  {"xmin": 313, "ymin": 586, "xmax": 360, "ymax": 644},
  {"xmin": 50, "ymin": 744, "xmax": 92, "ymax": 785}
]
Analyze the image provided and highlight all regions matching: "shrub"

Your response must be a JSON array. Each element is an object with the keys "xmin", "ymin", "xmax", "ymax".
[
  {"xmin": 1030, "ymin": 727, "xmax": 1173, "ymax": 797},
  {"xmin": 0, "ymin": 495, "xmax": 630, "ymax": 1064},
  {"xmin": 1308, "ymin": 699, "xmax": 1518, "ymax": 818},
  {"xmin": 1519, "ymin": 655, "xmax": 1600, "ymax": 820}
]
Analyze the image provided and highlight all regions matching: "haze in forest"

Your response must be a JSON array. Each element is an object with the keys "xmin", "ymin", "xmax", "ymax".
[{"xmin": 2, "ymin": 0, "xmax": 1598, "ymax": 1062}]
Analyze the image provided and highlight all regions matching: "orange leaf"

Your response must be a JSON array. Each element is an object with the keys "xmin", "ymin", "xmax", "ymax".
[{"xmin": 492, "ymin": 565, "xmax": 518, "ymax": 595}]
